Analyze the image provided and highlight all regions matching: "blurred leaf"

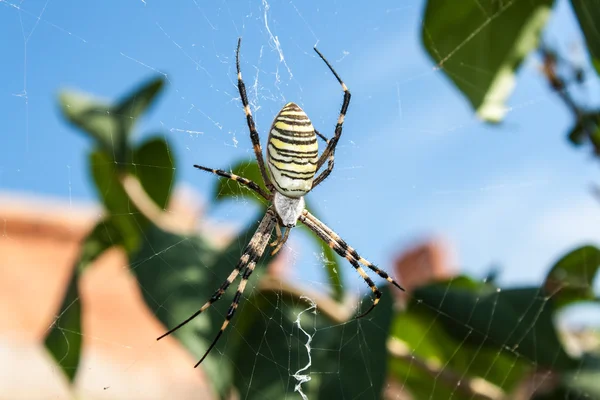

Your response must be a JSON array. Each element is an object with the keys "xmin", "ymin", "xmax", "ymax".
[
  {"xmin": 442, "ymin": 274, "xmax": 495, "ymax": 292},
  {"xmin": 561, "ymin": 354, "xmax": 600, "ymax": 398},
  {"xmin": 45, "ymin": 218, "xmax": 124, "ymax": 381},
  {"xmin": 421, "ymin": 0, "xmax": 554, "ymax": 122},
  {"xmin": 132, "ymin": 216, "xmax": 276, "ymax": 397},
  {"xmin": 44, "ymin": 271, "xmax": 82, "ymax": 381},
  {"xmin": 544, "ymin": 245, "xmax": 600, "ymax": 309},
  {"xmin": 413, "ymin": 284, "xmax": 577, "ymax": 371},
  {"xmin": 90, "ymin": 150, "xmax": 142, "ymax": 251},
  {"xmin": 567, "ymin": 112, "xmax": 600, "ymax": 146},
  {"xmin": 213, "ymin": 159, "xmax": 344, "ymax": 301},
  {"xmin": 132, "ymin": 136, "xmax": 176, "ymax": 211},
  {"xmin": 230, "ymin": 285, "xmax": 393, "ymax": 399},
  {"xmin": 389, "ymin": 312, "xmax": 462, "ymax": 399},
  {"xmin": 59, "ymin": 92, "xmax": 116, "ymax": 158},
  {"xmin": 76, "ymin": 218, "xmax": 124, "ymax": 272},
  {"xmin": 531, "ymin": 354, "xmax": 600, "ymax": 399},
  {"xmin": 570, "ymin": 0, "xmax": 600, "ymax": 76},
  {"xmin": 89, "ymin": 136, "xmax": 175, "ymax": 253},
  {"xmin": 114, "ymin": 77, "xmax": 164, "ymax": 139},
  {"xmin": 59, "ymin": 76, "xmax": 164, "ymax": 165},
  {"xmin": 230, "ymin": 291, "xmax": 334, "ymax": 399},
  {"xmin": 317, "ymin": 286, "xmax": 394, "ymax": 399},
  {"xmin": 390, "ymin": 300, "xmax": 529, "ymax": 398}
]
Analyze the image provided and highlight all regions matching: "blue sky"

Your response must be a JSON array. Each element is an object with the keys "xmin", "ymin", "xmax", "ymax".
[{"xmin": 2, "ymin": 0, "xmax": 600, "ymax": 295}]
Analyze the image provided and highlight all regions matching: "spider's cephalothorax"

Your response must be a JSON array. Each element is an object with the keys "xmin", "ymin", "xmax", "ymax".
[
  {"xmin": 158, "ymin": 38, "xmax": 405, "ymax": 368},
  {"xmin": 267, "ymin": 102, "xmax": 318, "ymax": 198}
]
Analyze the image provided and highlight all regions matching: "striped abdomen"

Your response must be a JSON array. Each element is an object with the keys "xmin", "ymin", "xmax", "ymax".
[{"xmin": 267, "ymin": 102, "xmax": 318, "ymax": 197}]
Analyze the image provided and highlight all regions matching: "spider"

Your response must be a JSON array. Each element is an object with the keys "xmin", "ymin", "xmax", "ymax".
[{"xmin": 157, "ymin": 38, "xmax": 404, "ymax": 367}]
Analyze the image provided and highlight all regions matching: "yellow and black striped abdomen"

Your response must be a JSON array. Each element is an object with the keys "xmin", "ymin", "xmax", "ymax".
[{"xmin": 267, "ymin": 102, "xmax": 318, "ymax": 197}]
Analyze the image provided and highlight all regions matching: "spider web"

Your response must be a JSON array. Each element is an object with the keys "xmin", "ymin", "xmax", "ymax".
[{"xmin": 1, "ymin": 0, "xmax": 600, "ymax": 399}]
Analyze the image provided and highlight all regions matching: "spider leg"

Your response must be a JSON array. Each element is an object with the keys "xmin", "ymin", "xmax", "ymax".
[
  {"xmin": 314, "ymin": 129, "xmax": 330, "ymax": 144},
  {"xmin": 269, "ymin": 224, "xmax": 283, "ymax": 247},
  {"xmin": 158, "ymin": 208, "xmax": 277, "ymax": 367},
  {"xmin": 270, "ymin": 227, "xmax": 291, "ymax": 255},
  {"xmin": 193, "ymin": 164, "xmax": 270, "ymax": 200},
  {"xmin": 312, "ymin": 129, "xmax": 334, "ymax": 188},
  {"xmin": 195, "ymin": 261, "xmax": 258, "ymax": 367},
  {"xmin": 312, "ymin": 47, "xmax": 351, "ymax": 189},
  {"xmin": 236, "ymin": 38, "xmax": 274, "ymax": 192},
  {"xmin": 298, "ymin": 211, "xmax": 381, "ymax": 319},
  {"xmin": 303, "ymin": 210, "xmax": 405, "ymax": 293}
]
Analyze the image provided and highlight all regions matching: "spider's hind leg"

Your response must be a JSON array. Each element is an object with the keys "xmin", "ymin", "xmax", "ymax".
[
  {"xmin": 304, "ymin": 210, "xmax": 405, "ymax": 292},
  {"xmin": 299, "ymin": 209, "xmax": 404, "ymax": 318}
]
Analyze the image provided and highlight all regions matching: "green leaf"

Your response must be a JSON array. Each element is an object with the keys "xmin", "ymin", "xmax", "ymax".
[
  {"xmin": 59, "ymin": 92, "xmax": 118, "ymax": 160},
  {"xmin": 59, "ymin": 76, "xmax": 165, "ymax": 165},
  {"xmin": 389, "ymin": 300, "xmax": 530, "ymax": 398},
  {"xmin": 44, "ymin": 270, "xmax": 82, "ymax": 381},
  {"xmin": 89, "ymin": 136, "xmax": 175, "ymax": 253},
  {"xmin": 230, "ymin": 291, "xmax": 334, "ymax": 399},
  {"xmin": 44, "ymin": 218, "xmax": 124, "ymax": 381},
  {"xmin": 421, "ymin": 0, "xmax": 554, "ymax": 122},
  {"xmin": 412, "ymin": 284, "xmax": 577, "ymax": 371},
  {"xmin": 561, "ymin": 354, "xmax": 600, "ymax": 398},
  {"xmin": 90, "ymin": 150, "xmax": 142, "ymax": 251},
  {"xmin": 213, "ymin": 159, "xmax": 344, "ymax": 301},
  {"xmin": 570, "ymin": 0, "xmax": 600, "ymax": 76},
  {"xmin": 76, "ymin": 218, "xmax": 125, "ymax": 272},
  {"xmin": 567, "ymin": 112, "xmax": 600, "ymax": 147},
  {"xmin": 544, "ymin": 245, "xmax": 600, "ymax": 309},
  {"xmin": 114, "ymin": 77, "xmax": 164, "ymax": 139},
  {"xmin": 531, "ymin": 354, "xmax": 600, "ymax": 399},
  {"xmin": 317, "ymin": 286, "xmax": 394, "ymax": 399},
  {"xmin": 568, "ymin": 117, "xmax": 590, "ymax": 146},
  {"xmin": 230, "ymin": 285, "xmax": 393, "ymax": 399},
  {"xmin": 132, "ymin": 136, "xmax": 176, "ymax": 211},
  {"xmin": 132, "ymin": 216, "xmax": 276, "ymax": 397}
]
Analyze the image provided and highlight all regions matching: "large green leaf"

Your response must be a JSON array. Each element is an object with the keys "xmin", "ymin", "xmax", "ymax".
[
  {"xmin": 44, "ymin": 268, "xmax": 82, "ymax": 381},
  {"xmin": 77, "ymin": 217, "xmax": 125, "ymax": 273},
  {"xmin": 59, "ymin": 76, "xmax": 164, "ymax": 165},
  {"xmin": 412, "ymin": 283, "xmax": 577, "ymax": 371},
  {"xmin": 389, "ymin": 278, "xmax": 529, "ymax": 399},
  {"xmin": 132, "ymin": 136, "xmax": 176, "ymax": 211},
  {"xmin": 421, "ymin": 0, "xmax": 554, "ymax": 122},
  {"xmin": 317, "ymin": 286, "xmax": 394, "ymax": 399},
  {"xmin": 114, "ymin": 78, "xmax": 165, "ymax": 139},
  {"xmin": 44, "ymin": 218, "xmax": 124, "ymax": 381},
  {"xmin": 544, "ymin": 245, "xmax": 600, "ymax": 309},
  {"xmin": 570, "ymin": 0, "xmax": 600, "ymax": 76},
  {"xmin": 89, "ymin": 136, "xmax": 175, "ymax": 253},
  {"xmin": 90, "ymin": 150, "xmax": 143, "ymax": 251},
  {"xmin": 132, "ymin": 216, "xmax": 276, "ymax": 397},
  {"xmin": 389, "ymin": 303, "xmax": 529, "ymax": 399},
  {"xmin": 230, "ymin": 285, "xmax": 394, "ymax": 399},
  {"xmin": 230, "ymin": 291, "xmax": 335, "ymax": 399},
  {"xmin": 212, "ymin": 159, "xmax": 344, "ymax": 301}
]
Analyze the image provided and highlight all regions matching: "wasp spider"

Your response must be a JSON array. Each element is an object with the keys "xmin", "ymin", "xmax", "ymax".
[{"xmin": 157, "ymin": 38, "xmax": 404, "ymax": 367}]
